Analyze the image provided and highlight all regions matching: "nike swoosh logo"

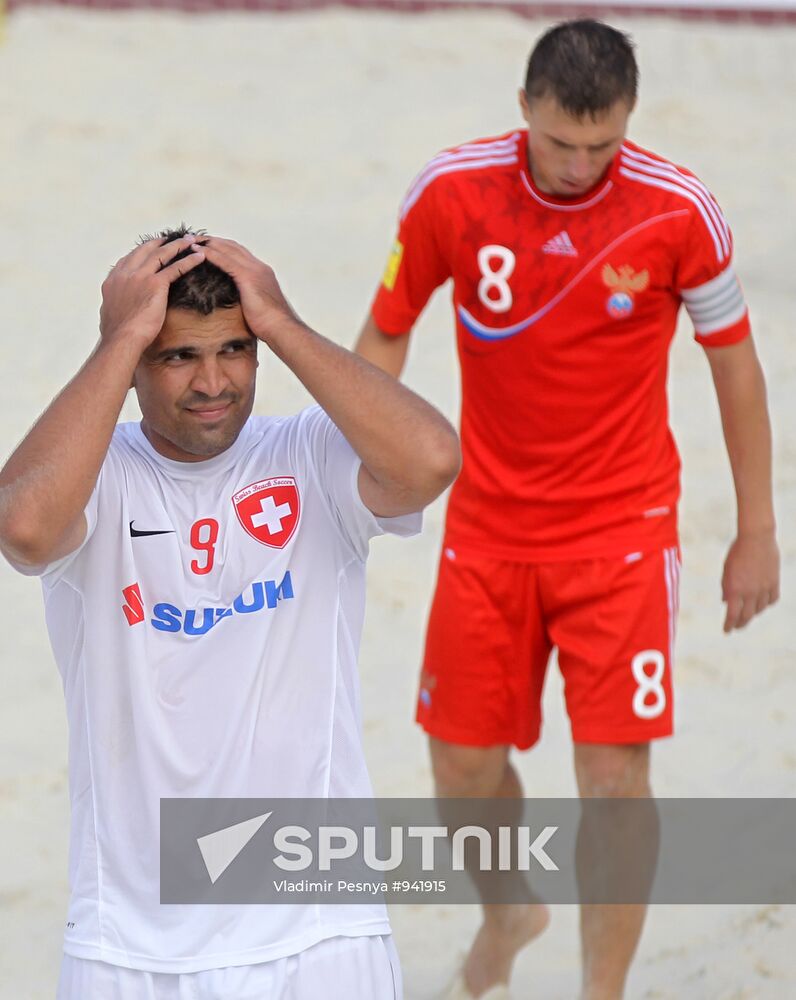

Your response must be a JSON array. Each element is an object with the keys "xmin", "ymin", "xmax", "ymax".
[{"xmin": 129, "ymin": 521, "xmax": 175, "ymax": 538}]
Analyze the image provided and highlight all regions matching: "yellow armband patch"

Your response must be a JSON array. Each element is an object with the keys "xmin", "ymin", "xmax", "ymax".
[{"xmin": 381, "ymin": 240, "xmax": 404, "ymax": 292}]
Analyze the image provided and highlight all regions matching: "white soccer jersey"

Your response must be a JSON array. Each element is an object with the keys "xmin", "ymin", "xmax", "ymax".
[{"xmin": 24, "ymin": 406, "xmax": 420, "ymax": 972}]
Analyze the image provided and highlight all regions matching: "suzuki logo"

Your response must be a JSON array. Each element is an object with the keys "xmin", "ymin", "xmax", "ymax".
[{"xmin": 150, "ymin": 573, "xmax": 295, "ymax": 637}]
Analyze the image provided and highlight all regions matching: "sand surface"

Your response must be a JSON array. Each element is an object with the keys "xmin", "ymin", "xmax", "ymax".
[{"xmin": 0, "ymin": 7, "xmax": 795, "ymax": 998}]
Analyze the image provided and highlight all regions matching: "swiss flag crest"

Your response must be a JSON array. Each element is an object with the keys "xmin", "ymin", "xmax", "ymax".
[{"xmin": 232, "ymin": 476, "xmax": 301, "ymax": 549}]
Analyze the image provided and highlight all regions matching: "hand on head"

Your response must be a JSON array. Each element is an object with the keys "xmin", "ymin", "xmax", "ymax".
[
  {"xmin": 100, "ymin": 234, "xmax": 206, "ymax": 348},
  {"xmin": 190, "ymin": 237, "xmax": 300, "ymax": 344},
  {"xmin": 100, "ymin": 231, "xmax": 298, "ymax": 352}
]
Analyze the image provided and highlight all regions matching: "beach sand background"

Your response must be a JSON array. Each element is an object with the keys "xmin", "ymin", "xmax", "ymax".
[{"xmin": 0, "ymin": 7, "xmax": 794, "ymax": 997}]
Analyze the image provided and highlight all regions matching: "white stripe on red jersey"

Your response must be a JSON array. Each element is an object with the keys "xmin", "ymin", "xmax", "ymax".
[
  {"xmin": 403, "ymin": 133, "xmax": 518, "ymax": 192},
  {"xmin": 619, "ymin": 147, "xmax": 732, "ymax": 263},
  {"xmin": 520, "ymin": 172, "xmax": 613, "ymax": 212},
  {"xmin": 435, "ymin": 133, "xmax": 520, "ymax": 158},
  {"xmin": 401, "ymin": 135, "xmax": 520, "ymax": 219},
  {"xmin": 621, "ymin": 146, "xmax": 731, "ymax": 253}
]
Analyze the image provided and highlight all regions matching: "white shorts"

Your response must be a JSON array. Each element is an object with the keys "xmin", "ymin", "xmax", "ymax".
[{"xmin": 57, "ymin": 933, "xmax": 402, "ymax": 1000}]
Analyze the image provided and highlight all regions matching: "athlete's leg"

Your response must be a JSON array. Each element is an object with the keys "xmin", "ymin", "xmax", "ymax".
[
  {"xmin": 420, "ymin": 549, "xmax": 552, "ymax": 998},
  {"xmin": 431, "ymin": 737, "xmax": 550, "ymax": 999},
  {"xmin": 574, "ymin": 742, "xmax": 654, "ymax": 1000},
  {"xmin": 543, "ymin": 547, "xmax": 678, "ymax": 1000}
]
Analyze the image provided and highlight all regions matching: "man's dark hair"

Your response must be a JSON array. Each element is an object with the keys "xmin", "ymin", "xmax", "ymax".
[
  {"xmin": 524, "ymin": 20, "xmax": 638, "ymax": 119},
  {"xmin": 141, "ymin": 224, "xmax": 240, "ymax": 316}
]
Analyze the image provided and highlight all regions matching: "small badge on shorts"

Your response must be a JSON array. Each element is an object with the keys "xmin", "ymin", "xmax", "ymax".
[
  {"xmin": 418, "ymin": 671, "xmax": 437, "ymax": 708},
  {"xmin": 602, "ymin": 263, "xmax": 649, "ymax": 319}
]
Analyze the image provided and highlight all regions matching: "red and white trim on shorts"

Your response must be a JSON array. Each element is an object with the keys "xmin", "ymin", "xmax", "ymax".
[{"xmin": 663, "ymin": 545, "xmax": 681, "ymax": 667}]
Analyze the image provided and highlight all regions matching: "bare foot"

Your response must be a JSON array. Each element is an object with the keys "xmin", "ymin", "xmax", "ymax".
[{"xmin": 462, "ymin": 902, "xmax": 550, "ymax": 997}]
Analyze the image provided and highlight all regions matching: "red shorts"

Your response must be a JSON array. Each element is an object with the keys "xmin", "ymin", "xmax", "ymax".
[{"xmin": 416, "ymin": 545, "xmax": 680, "ymax": 749}]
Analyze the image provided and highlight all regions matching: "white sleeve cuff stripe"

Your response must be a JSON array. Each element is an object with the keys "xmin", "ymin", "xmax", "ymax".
[
  {"xmin": 621, "ymin": 147, "xmax": 732, "ymax": 250},
  {"xmin": 692, "ymin": 302, "xmax": 747, "ymax": 336},
  {"xmin": 682, "ymin": 265, "xmax": 747, "ymax": 336},
  {"xmin": 681, "ymin": 263, "xmax": 737, "ymax": 302},
  {"xmin": 400, "ymin": 153, "xmax": 518, "ymax": 219},
  {"xmin": 692, "ymin": 286, "xmax": 744, "ymax": 321}
]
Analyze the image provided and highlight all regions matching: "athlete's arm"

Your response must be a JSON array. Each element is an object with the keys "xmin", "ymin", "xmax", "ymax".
[
  {"xmin": 704, "ymin": 336, "xmax": 779, "ymax": 632},
  {"xmin": 196, "ymin": 238, "xmax": 460, "ymax": 517},
  {"xmin": 354, "ymin": 313, "xmax": 411, "ymax": 379},
  {"xmin": 0, "ymin": 235, "xmax": 205, "ymax": 567}
]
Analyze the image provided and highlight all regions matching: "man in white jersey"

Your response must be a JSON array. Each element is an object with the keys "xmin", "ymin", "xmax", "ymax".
[{"xmin": 0, "ymin": 228, "xmax": 461, "ymax": 999}]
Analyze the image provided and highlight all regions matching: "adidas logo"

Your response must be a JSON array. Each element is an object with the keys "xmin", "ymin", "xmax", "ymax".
[{"xmin": 542, "ymin": 231, "xmax": 578, "ymax": 257}]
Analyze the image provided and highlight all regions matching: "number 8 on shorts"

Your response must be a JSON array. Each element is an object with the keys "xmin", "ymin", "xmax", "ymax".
[{"xmin": 631, "ymin": 649, "xmax": 667, "ymax": 720}]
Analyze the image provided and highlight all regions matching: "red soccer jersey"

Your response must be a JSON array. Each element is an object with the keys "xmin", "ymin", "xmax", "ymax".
[{"xmin": 371, "ymin": 130, "xmax": 750, "ymax": 561}]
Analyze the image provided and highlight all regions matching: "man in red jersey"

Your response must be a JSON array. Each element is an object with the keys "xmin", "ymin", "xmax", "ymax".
[{"xmin": 356, "ymin": 18, "xmax": 779, "ymax": 1000}]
